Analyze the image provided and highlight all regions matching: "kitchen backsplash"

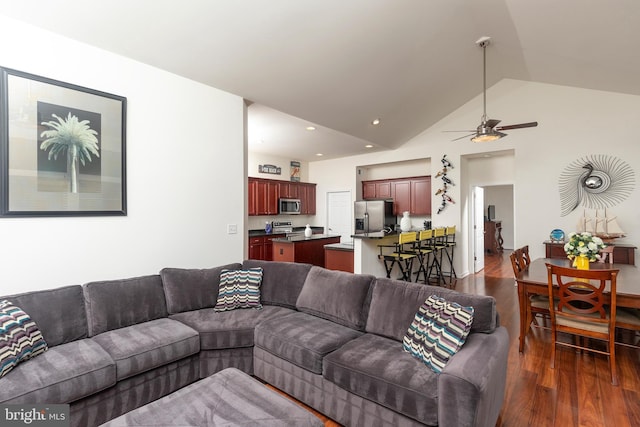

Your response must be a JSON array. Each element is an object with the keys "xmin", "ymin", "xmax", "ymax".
[{"xmin": 247, "ymin": 215, "xmax": 317, "ymax": 231}]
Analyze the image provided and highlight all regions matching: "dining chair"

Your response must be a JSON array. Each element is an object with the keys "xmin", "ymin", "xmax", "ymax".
[
  {"xmin": 378, "ymin": 232, "xmax": 417, "ymax": 281},
  {"xmin": 596, "ymin": 246, "xmax": 640, "ymax": 346},
  {"xmin": 511, "ymin": 247, "xmax": 549, "ymax": 331},
  {"xmin": 545, "ymin": 263, "xmax": 620, "ymax": 385}
]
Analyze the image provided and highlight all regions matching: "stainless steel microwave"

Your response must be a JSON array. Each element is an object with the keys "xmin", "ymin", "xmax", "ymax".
[{"xmin": 279, "ymin": 198, "xmax": 301, "ymax": 215}]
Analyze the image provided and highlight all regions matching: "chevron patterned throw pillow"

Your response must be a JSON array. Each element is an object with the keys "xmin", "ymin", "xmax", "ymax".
[
  {"xmin": 213, "ymin": 268, "xmax": 263, "ymax": 312},
  {"xmin": 0, "ymin": 300, "xmax": 48, "ymax": 378},
  {"xmin": 403, "ymin": 294, "xmax": 474, "ymax": 374}
]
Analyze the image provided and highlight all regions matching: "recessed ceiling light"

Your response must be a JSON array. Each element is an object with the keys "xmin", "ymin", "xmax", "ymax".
[
  {"xmin": 371, "ymin": 118, "xmax": 380, "ymax": 125},
  {"xmin": 316, "ymin": 153, "xmax": 323, "ymax": 157},
  {"xmin": 306, "ymin": 126, "xmax": 316, "ymax": 131},
  {"xmin": 365, "ymin": 144, "xmax": 373, "ymax": 148}
]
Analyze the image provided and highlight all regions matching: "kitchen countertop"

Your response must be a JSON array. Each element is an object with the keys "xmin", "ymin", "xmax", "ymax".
[
  {"xmin": 324, "ymin": 242, "xmax": 354, "ymax": 251},
  {"xmin": 249, "ymin": 226, "xmax": 323, "ymax": 237},
  {"xmin": 351, "ymin": 231, "xmax": 399, "ymax": 239},
  {"xmin": 272, "ymin": 234, "xmax": 340, "ymax": 243}
]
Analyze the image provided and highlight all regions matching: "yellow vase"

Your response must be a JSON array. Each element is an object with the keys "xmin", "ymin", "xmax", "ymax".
[{"xmin": 574, "ymin": 256, "xmax": 590, "ymax": 270}]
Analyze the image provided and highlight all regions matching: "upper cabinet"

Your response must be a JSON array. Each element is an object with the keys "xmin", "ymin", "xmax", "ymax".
[
  {"xmin": 410, "ymin": 176, "xmax": 431, "ymax": 215},
  {"xmin": 248, "ymin": 177, "xmax": 316, "ymax": 216},
  {"xmin": 299, "ymin": 183, "xmax": 316, "ymax": 215},
  {"xmin": 362, "ymin": 176, "xmax": 431, "ymax": 215}
]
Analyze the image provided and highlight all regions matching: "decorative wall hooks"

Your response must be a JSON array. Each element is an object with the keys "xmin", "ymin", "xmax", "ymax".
[
  {"xmin": 436, "ymin": 155, "xmax": 455, "ymax": 214},
  {"xmin": 558, "ymin": 154, "xmax": 635, "ymax": 217}
]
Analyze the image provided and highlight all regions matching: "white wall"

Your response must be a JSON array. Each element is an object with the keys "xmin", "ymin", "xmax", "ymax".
[
  {"xmin": 0, "ymin": 16, "xmax": 246, "ymax": 294},
  {"xmin": 310, "ymin": 79, "xmax": 640, "ymax": 276}
]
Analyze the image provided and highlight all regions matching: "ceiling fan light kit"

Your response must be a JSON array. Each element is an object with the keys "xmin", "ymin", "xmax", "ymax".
[{"xmin": 447, "ymin": 36, "xmax": 538, "ymax": 142}]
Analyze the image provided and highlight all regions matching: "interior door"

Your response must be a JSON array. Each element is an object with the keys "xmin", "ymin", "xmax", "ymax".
[
  {"xmin": 473, "ymin": 186, "xmax": 485, "ymax": 273},
  {"xmin": 327, "ymin": 191, "xmax": 352, "ymax": 243}
]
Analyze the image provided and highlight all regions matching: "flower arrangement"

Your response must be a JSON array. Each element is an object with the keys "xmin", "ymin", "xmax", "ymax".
[{"xmin": 563, "ymin": 231, "xmax": 606, "ymax": 262}]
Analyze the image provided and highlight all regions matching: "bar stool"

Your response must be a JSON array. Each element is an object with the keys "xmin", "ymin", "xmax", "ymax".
[
  {"xmin": 413, "ymin": 229, "xmax": 434, "ymax": 283},
  {"xmin": 378, "ymin": 232, "xmax": 417, "ymax": 281},
  {"xmin": 440, "ymin": 226, "xmax": 457, "ymax": 280},
  {"xmin": 428, "ymin": 228, "xmax": 447, "ymax": 285}
]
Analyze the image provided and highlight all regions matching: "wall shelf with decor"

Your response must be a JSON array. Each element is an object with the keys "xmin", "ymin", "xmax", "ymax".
[{"xmin": 543, "ymin": 241, "xmax": 636, "ymax": 265}]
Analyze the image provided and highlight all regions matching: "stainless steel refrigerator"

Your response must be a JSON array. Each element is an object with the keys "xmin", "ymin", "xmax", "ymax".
[{"xmin": 354, "ymin": 200, "xmax": 395, "ymax": 234}]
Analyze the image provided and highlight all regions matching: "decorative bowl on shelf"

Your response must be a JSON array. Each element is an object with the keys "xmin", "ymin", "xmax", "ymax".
[{"xmin": 549, "ymin": 229, "xmax": 565, "ymax": 243}]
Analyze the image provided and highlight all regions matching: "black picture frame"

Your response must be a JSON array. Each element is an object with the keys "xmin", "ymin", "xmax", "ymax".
[{"xmin": 0, "ymin": 67, "xmax": 126, "ymax": 217}]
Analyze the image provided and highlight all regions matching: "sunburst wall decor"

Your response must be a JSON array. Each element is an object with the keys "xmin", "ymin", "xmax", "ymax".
[{"xmin": 558, "ymin": 154, "xmax": 635, "ymax": 217}]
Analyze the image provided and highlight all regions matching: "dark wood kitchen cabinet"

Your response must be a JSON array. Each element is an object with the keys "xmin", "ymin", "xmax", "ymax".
[
  {"xmin": 248, "ymin": 234, "xmax": 285, "ymax": 260},
  {"xmin": 391, "ymin": 180, "xmax": 411, "ymax": 215},
  {"xmin": 410, "ymin": 176, "xmax": 431, "ymax": 215},
  {"xmin": 363, "ymin": 180, "xmax": 391, "ymax": 199},
  {"xmin": 255, "ymin": 180, "xmax": 279, "ymax": 215},
  {"xmin": 248, "ymin": 177, "xmax": 279, "ymax": 216},
  {"xmin": 299, "ymin": 183, "xmax": 316, "ymax": 215},
  {"xmin": 362, "ymin": 176, "xmax": 431, "ymax": 215},
  {"xmin": 248, "ymin": 177, "xmax": 316, "ymax": 216}
]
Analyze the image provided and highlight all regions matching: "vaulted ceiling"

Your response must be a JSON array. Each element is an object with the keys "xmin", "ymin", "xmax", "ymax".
[{"xmin": 2, "ymin": 0, "xmax": 639, "ymax": 160}]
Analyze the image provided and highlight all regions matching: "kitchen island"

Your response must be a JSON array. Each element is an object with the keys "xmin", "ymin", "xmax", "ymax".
[
  {"xmin": 352, "ymin": 231, "xmax": 402, "ymax": 278},
  {"xmin": 272, "ymin": 234, "xmax": 341, "ymax": 267}
]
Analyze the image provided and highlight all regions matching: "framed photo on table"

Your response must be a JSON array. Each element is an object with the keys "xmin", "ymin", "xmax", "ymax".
[{"xmin": 0, "ymin": 67, "xmax": 127, "ymax": 217}]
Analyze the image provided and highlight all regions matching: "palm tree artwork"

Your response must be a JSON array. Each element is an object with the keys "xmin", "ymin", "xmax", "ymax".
[{"xmin": 40, "ymin": 112, "xmax": 100, "ymax": 193}]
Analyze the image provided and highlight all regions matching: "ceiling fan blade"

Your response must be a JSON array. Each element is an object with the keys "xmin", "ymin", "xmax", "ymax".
[
  {"xmin": 451, "ymin": 133, "xmax": 475, "ymax": 141},
  {"xmin": 495, "ymin": 121, "xmax": 538, "ymax": 131},
  {"xmin": 443, "ymin": 130, "xmax": 476, "ymax": 133},
  {"xmin": 485, "ymin": 119, "xmax": 501, "ymax": 129}
]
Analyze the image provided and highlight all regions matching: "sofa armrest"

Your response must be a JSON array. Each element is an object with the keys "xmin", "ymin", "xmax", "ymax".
[{"xmin": 438, "ymin": 326, "xmax": 509, "ymax": 427}]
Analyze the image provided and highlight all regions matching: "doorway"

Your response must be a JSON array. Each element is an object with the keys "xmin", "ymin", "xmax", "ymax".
[{"xmin": 326, "ymin": 191, "xmax": 352, "ymax": 243}]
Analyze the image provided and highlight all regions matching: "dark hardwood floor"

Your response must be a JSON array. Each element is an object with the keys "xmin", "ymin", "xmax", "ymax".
[
  {"xmin": 459, "ymin": 252, "xmax": 640, "ymax": 427},
  {"xmin": 274, "ymin": 252, "xmax": 640, "ymax": 426}
]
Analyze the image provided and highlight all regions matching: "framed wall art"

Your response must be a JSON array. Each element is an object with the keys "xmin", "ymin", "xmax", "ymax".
[{"xmin": 0, "ymin": 67, "xmax": 126, "ymax": 217}]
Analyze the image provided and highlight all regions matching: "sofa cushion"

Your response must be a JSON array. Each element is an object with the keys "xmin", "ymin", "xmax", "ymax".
[
  {"xmin": 296, "ymin": 267, "xmax": 375, "ymax": 331},
  {"xmin": 255, "ymin": 311, "xmax": 363, "ymax": 374},
  {"xmin": 213, "ymin": 268, "xmax": 263, "ymax": 312},
  {"xmin": 170, "ymin": 305, "xmax": 295, "ymax": 350},
  {"xmin": 0, "ymin": 300, "xmax": 48, "ymax": 378},
  {"xmin": 323, "ymin": 333, "xmax": 439, "ymax": 425},
  {"xmin": 84, "ymin": 275, "xmax": 168, "ymax": 336},
  {"xmin": 91, "ymin": 318, "xmax": 199, "ymax": 381},
  {"xmin": 0, "ymin": 339, "xmax": 115, "ymax": 404},
  {"xmin": 160, "ymin": 264, "xmax": 243, "ymax": 314},
  {"xmin": 1, "ymin": 285, "xmax": 88, "ymax": 347},
  {"xmin": 366, "ymin": 278, "xmax": 497, "ymax": 341},
  {"xmin": 403, "ymin": 295, "xmax": 474, "ymax": 374},
  {"xmin": 242, "ymin": 260, "xmax": 313, "ymax": 309}
]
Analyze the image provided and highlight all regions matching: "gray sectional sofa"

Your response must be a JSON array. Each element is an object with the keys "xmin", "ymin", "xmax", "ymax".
[{"xmin": 0, "ymin": 260, "xmax": 509, "ymax": 427}]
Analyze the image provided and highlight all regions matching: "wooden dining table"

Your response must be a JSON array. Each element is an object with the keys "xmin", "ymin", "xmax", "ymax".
[{"xmin": 516, "ymin": 257, "xmax": 640, "ymax": 352}]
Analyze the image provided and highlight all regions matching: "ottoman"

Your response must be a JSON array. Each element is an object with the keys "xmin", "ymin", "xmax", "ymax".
[{"xmin": 100, "ymin": 368, "xmax": 323, "ymax": 426}]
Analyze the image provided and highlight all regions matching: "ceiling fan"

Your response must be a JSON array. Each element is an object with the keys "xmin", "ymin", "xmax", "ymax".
[{"xmin": 447, "ymin": 36, "xmax": 538, "ymax": 142}]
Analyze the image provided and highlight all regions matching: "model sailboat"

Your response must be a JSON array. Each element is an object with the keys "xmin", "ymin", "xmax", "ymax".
[{"xmin": 576, "ymin": 209, "xmax": 625, "ymax": 240}]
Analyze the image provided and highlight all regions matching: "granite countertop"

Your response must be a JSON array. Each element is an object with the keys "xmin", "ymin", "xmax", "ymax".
[
  {"xmin": 272, "ymin": 234, "xmax": 340, "ymax": 243},
  {"xmin": 324, "ymin": 242, "xmax": 354, "ymax": 251},
  {"xmin": 249, "ymin": 226, "xmax": 323, "ymax": 237},
  {"xmin": 351, "ymin": 231, "xmax": 400, "ymax": 239}
]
